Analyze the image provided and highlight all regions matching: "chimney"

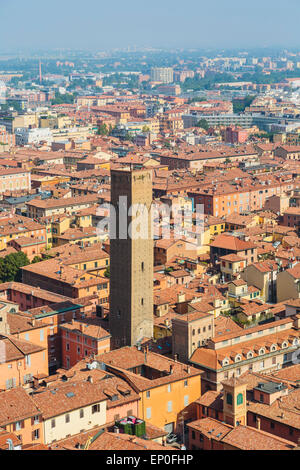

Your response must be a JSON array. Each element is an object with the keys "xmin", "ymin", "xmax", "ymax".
[
  {"xmin": 256, "ymin": 418, "xmax": 261, "ymax": 430},
  {"xmin": 187, "ymin": 365, "xmax": 191, "ymax": 374},
  {"xmin": 87, "ymin": 375, "xmax": 93, "ymax": 384},
  {"xmin": 169, "ymin": 365, "xmax": 174, "ymax": 375},
  {"xmin": 174, "ymin": 354, "xmax": 178, "ymax": 362},
  {"xmin": 144, "ymin": 345, "xmax": 149, "ymax": 363}
]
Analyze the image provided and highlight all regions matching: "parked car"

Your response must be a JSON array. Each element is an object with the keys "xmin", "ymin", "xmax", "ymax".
[{"xmin": 166, "ymin": 433, "xmax": 177, "ymax": 443}]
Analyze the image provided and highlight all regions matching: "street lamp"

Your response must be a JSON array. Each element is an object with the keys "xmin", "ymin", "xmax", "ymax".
[{"xmin": 179, "ymin": 410, "xmax": 188, "ymax": 447}]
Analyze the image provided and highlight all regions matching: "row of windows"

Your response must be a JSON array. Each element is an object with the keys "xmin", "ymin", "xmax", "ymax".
[
  {"xmin": 146, "ymin": 396, "xmax": 189, "ymax": 418},
  {"xmin": 146, "ymin": 380, "xmax": 188, "ymax": 398},
  {"xmin": 192, "ymin": 325, "xmax": 211, "ymax": 335},
  {"xmin": 50, "ymin": 404, "xmax": 101, "ymax": 428}
]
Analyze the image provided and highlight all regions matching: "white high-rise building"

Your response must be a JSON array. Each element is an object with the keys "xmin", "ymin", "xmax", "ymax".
[{"xmin": 150, "ymin": 67, "xmax": 174, "ymax": 83}]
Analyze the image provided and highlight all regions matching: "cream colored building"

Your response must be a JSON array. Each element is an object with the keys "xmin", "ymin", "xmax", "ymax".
[{"xmin": 33, "ymin": 382, "xmax": 107, "ymax": 444}]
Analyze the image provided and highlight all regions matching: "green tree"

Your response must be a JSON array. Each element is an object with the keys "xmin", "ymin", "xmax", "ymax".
[
  {"xmin": 196, "ymin": 119, "xmax": 209, "ymax": 131},
  {"xmin": 97, "ymin": 124, "xmax": 109, "ymax": 136},
  {"xmin": 232, "ymin": 95, "xmax": 255, "ymax": 114},
  {"xmin": 0, "ymin": 252, "xmax": 30, "ymax": 283},
  {"xmin": 104, "ymin": 266, "xmax": 110, "ymax": 278},
  {"xmin": 31, "ymin": 255, "xmax": 42, "ymax": 264},
  {"xmin": 51, "ymin": 92, "xmax": 76, "ymax": 105}
]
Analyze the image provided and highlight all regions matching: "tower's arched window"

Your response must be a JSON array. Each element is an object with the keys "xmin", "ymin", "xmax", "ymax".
[
  {"xmin": 226, "ymin": 392, "xmax": 233, "ymax": 405},
  {"xmin": 237, "ymin": 393, "xmax": 243, "ymax": 405}
]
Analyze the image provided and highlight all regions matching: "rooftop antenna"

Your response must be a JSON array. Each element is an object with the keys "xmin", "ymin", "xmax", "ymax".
[{"xmin": 39, "ymin": 60, "xmax": 42, "ymax": 84}]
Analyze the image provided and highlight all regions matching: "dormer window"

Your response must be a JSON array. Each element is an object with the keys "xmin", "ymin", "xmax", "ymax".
[
  {"xmin": 259, "ymin": 348, "xmax": 265, "ymax": 355},
  {"xmin": 235, "ymin": 355, "xmax": 241, "ymax": 362}
]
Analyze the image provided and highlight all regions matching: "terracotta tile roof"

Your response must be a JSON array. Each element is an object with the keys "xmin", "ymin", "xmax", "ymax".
[
  {"xmin": 26, "ymin": 194, "xmax": 99, "ymax": 209},
  {"xmin": 0, "ymin": 428, "xmax": 21, "ymax": 449},
  {"xmin": 0, "ymin": 214, "xmax": 44, "ymax": 237},
  {"xmin": 188, "ymin": 415, "xmax": 296, "ymax": 449},
  {"xmin": 251, "ymin": 260, "xmax": 279, "ymax": 273},
  {"xmin": 0, "ymin": 335, "xmax": 45, "ymax": 363},
  {"xmin": 7, "ymin": 313, "xmax": 48, "ymax": 334},
  {"xmin": 210, "ymin": 234, "xmax": 256, "ymax": 251},
  {"xmin": 60, "ymin": 319, "xmax": 110, "ymax": 340},
  {"xmin": 0, "ymin": 388, "xmax": 41, "ymax": 426},
  {"xmin": 270, "ymin": 364, "xmax": 300, "ymax": 385},
  {"xmin": 286, "ymin": 263, "xmax": 300, "ymax": 279},
  {"xmin": 221, "ymin": 424, "xmax": 296, "ymax": 450},
  {"xmin": 32, "ymin": 380, "xmax": 107, "ymax": 419},
  {"xmin": 96, "ymin": 346, "xmax": 201, "ymax": 392},
  {"xmin": 219, "ymin": 254, "xmax": 246, "ymax": 262},
  {"xmin": 214, "ymin": 315, "xmax": 243, "ymax": 336},
  {"xmin": 89, "ymin": 431, "xmax": 174, "ymax": 451},
  {"xmin": 0, "ymin": 282, "xmax": 70, "ymax": 304},
  {"xmin": 188, "ymin": 417, "xmax": 232, "ymax": 441},
  {"xmin": 190, "ymin": 327, "xmax": 300, "ymax": 370},
  {"xmin": 196, "ymin": 390, "xmax": 223, "ymax": 411}
]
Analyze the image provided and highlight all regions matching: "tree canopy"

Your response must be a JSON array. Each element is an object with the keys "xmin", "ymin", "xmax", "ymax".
[{"xmin": 0, "ymin": 252, "xmax": 30, "ymax": 283}]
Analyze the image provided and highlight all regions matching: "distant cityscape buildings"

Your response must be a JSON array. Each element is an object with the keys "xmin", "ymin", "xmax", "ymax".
[{"xmin": 1, "ymin": 46, "xmax": 300, "ymax": 451}]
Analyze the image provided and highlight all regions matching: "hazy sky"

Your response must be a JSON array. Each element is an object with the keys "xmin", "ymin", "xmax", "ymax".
[{"xmin": 1, "ymin": 0, "xmax": 300, "ymax": 51}]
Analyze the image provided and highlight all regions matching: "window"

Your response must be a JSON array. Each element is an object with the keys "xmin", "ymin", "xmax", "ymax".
[
  {"xmin": 65, "ymin": 414, "xmax": 70, "ymax": 423},
  {"xmin": 32, "ymin": 429, "xmax": 39, "ymax": 440},
  {"xmin": 167, "ymin": 384, "xmax": 171, "ymax": 393},
  {"xmin": 40, "ymin": 329, "xmax": 44, "ymax": 342},
  {"xmin": 66, "ymin": 343, "xmax": 70, "ymax": 351},
  {"xmin": 24, "ymin": 374, "xmax": 32, "ymax": 384},
  {"xmin": 184, "ymin": 395, "xmax": 189, "ymax": 407},
  {"xmin": 15, "ymin": 421, "xmax": 23, "ymax": 431},
  {"xmin": 184, "ymin": 380, "xmax": 188, "ymax": 387},
  {"xmin": 146, "ymin": 407, "xmax": 151, "ymax": 419},
  {"xmin": 51, "ymin": 419, "xmax": 56, "ymax": 428},
  {"xmin": 167, "ymin": 401, "xmax": 173, "ymax": 412},
  {"xmin": 260, "ymin": 394, "xmax": 264, "ymax": 403},
  {"xmin": 25, "ymin": 355, "xmax": 31, "ymax": 366},
  {"xmin": 33, "ymin": 415, "xmax": 40, "ymax": 425},
  {"xmin": 92, "ymin": 404, "xmax": 100, "ymax": 414},
  {"xmin": 80, "ymin": 409, "xmax": 84, "ymax": 419},
  {"xmin": 6, "ymin": 378, "xmax": 16, "ymax": 389},
  {"xmin": 226, "ymin": 393, "xmax": 233, "ymax": 405},
  {"xmin": 146, "ymin": 391, "xmax": 150, "ymax": 398},
  {"xmin": 237, "ymin": 393, "xmax": 243, "ymax": 405}
]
